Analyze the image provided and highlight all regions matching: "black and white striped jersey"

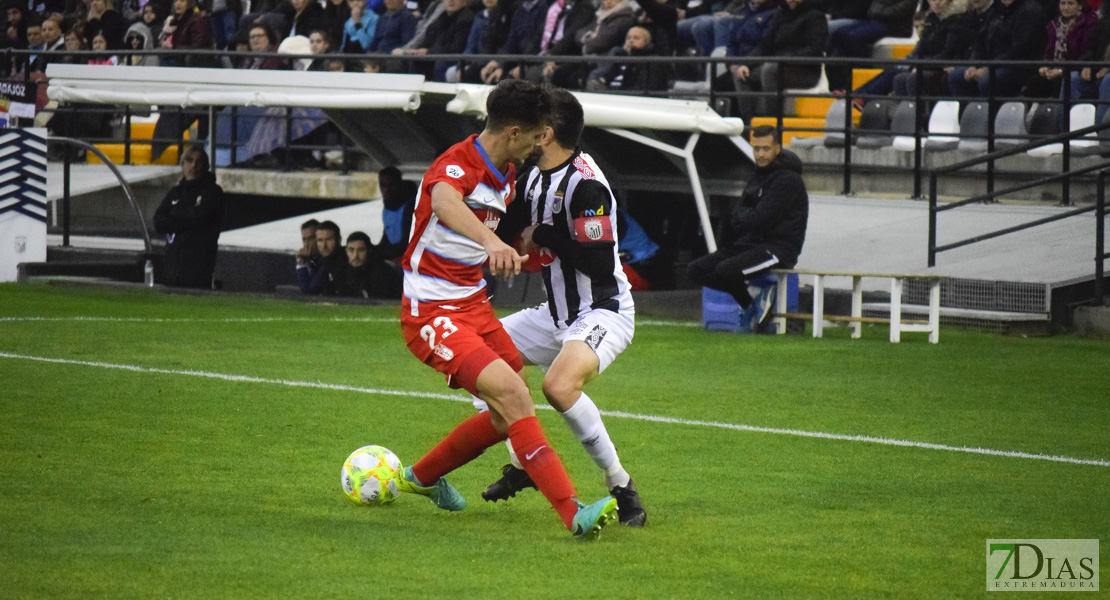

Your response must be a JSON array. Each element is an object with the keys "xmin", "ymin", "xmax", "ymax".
[{"xmin": 516, "ymin": 150, "xmax": 633, "ymax": 327}]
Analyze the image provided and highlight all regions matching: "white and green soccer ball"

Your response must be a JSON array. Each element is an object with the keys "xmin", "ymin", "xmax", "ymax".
[{"xmin": 341, "ymin": 445, "xmax": 402, "ymax": 506}]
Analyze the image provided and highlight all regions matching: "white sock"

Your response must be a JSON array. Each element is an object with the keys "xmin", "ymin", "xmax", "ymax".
[{"xmin": 560, "ymin": 392, "xmax": 630, "ymax": 489}]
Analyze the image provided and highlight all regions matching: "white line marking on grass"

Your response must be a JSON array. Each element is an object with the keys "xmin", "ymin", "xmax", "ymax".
[
  {"xmin": 2, "ymin": 351, "xmax": 1107, "ymax": 468},
  {"xmin": 0, "ymin": 316, "xmax": 401, "ymax": 323}
]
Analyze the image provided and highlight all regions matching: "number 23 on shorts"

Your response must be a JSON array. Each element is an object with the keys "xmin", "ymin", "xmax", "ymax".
[{"xmin": 419, "ymin": 316, "xmax": 458, "ymax": 349}]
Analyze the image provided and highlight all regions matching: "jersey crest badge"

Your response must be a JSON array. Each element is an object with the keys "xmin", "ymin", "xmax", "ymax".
[
  {"xmin": 582, "ymin": 219, "xmax": 605, "ymax": 241},
  {"xmin": 445, "ymin": 165, "xmax": 465, "ymax": 178},
  {"xmin": 551, "ymin": 190, "xmax": 564, "ymax": 213}
]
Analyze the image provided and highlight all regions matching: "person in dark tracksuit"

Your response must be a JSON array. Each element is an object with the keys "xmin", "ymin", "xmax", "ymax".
[
  {"xmin": 153, "ymin": 147, "xmax": 224, "ymax": 289},
  {"xmin": 686, "ymin": 124, "xmax": 808, "ymax": 325}
]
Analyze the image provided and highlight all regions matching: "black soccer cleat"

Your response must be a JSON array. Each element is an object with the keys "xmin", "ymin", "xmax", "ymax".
[
  {"xmin": 481, "ymin": 464, "xmax": 536, "ymax": 502},
  {"xmin": 610, "ymin": 479, "xmax": 647, "ymax": 527}
]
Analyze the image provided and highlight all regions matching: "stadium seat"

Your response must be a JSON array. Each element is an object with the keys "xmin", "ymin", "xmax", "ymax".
[
  {"xmin": 856, "ymin": 99, "xmax": 894, "ymax": 149},
  {"xmin": 817, "ymin": 99, "xmax": 850, "ymax": 148},
  {"xmin": 994, "ymin": 102, "xmax": 1028, "ymax": 149},
  {"xmin": 1025, "ymin": 103, "xmax": 1064, "ymax": 157},
  {"xmin": 957, "ymin": 102, "xmax": 990, "ymax": 152},
  {"xmin": 924, "ymin": 101, "xmax": 960, "ymax": 151},
  {"xmin": 1098, "ymin": 106, "xmax": 1110, "ymax": 156},
  {"xmin": 890, "ymin": 100, "xmax": 919, "ymax": 152},
  {"xmin": 1070, "ymin": 104, "xmax": 1098, "ymax": 157}
]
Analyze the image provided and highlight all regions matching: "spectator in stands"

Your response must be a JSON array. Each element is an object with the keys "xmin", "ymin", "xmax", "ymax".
[
  {"xmin": 686, "ymin": 125, "xmax": 808, "ymax": 326},
  {"xmin": 209, "ymin": 0, "xmax": 242, "ymax": 50},
  {"xmin": 24, "ymin": 17, "xmax": 45, "ymax": 73},
  {"xmin": 947, "ymin": 0, "xmax": 1048, "ymax": 100},
  {"xmin": 1021, "ymin": 0, "xmax": 1096, "ymax": 98},
  {"xmin": 338, "ymin": 231, "xmax": 403, "ymax": 298},
  {"xmin": 61, "ymin": 25, "xmax": 86, "ymax": 63},
  {"xmin": 395, "ymin": 0, "xmax": 475, "ymax": 81},
  {"xmin": 891, "ymin": 0, "xmax": 974, "ymax": 97},
  {"xmin": 29, "ymin": 17, "xmax": 64, "ymax": 72},
  {"xmin": 288, "ymin": 0, "xmax": 328, "ymax": 38},
  {"xmin": 826, "ymin": 0, "xmax": 918, "ymax": 92},
  {"xmin": 323, "ymin": 0, "xmax": 350, "ymax": 51},
  {"xmin": 636, "ymin": 0, "xmax": 681, "ymax": 58},
  {"xmin": 88, "ymin": 30, "xmax": 120, "ymax": 63},
  {"xmin": 296, "ymin": 218, "xmax": 321, "ymax": 268},
  {"xmin": 455, "ymin": 0, "xmax": 513, "ymax": 83},
  {"xmin": 522, "ymin": 0, "xmax": 594, "ymax": 83},
  {"xmin": 849, "ymin": 9, "xmax": 928, "ymax": 99},
  {"xmin": 586, "ymin": 25, "xmax": 671, "ymax": 92},
  {"xmin": 296, "ymin": 220, "xmax": 347, "ymax": 295},
  {"xmin": 140, "ymin": 1, "xmax": 165, "ymax": 43},
  {"xmin": 123, "ymin": 20, "xmax": 160, "ymax": 65},
  {"xmin": 85, "ymin": 0, "xmax": 128, "ymax": 49},
  {"xmin": 1069, "ymin": 1, "xmax": 1110, "ymax": 118},
  {"xmin": 373, "ymin": 166, "xmax": 415, "ymax": 261},
  {"xmin": 243, "ymin": 20, "xmax": 288, "ymax": 68},
  {"xmin": 161, "ymin": 0, "xmax": 217, "ymax": 67},
  {"xmin": 477, "ymin": 0, "xmax": 547, "ymax": 83},
  {"xmin": 368, "ymin": 0, "xmax": 416, "ymax": 54},
  {"xmin": 732, "ymin": 0, "xmax": 828, "ymax": 121},
  {"xmin": 820, "ymin": 0, "xmax": 871, "ymax": 38},
  {"xmin": 543, "ymin": 0, "xmax": 637, "ymax": 88},
  {"xmin": 153, "ymin": 147, "xmax": 225, "ymax": 290},
  {"xmin": 306, "ymin": 28, "xmax": 335, "ymax": 70},
  {"xmin": 680, "ymin": 0, "xmax": 779, "ymax": 58},
  {"xmin": 340, "ymin": 0, "xmax": 378, "ymax": 52},
  {"xmin": 1, "ymin": 0, "xmax": 29, "ymax": 76}
]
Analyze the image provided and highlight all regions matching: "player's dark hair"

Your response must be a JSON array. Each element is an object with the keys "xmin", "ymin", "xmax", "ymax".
[
  {"xmin": 548, "ymin": 87, "xmax": 584, "ymax": 150},
  {"xmin": 317, "ymin": 220, "xmax": 341, "ymax": 240},
  {"xmin": 750, "ymin": 125, "xmax": 781, "ymax": 145},
  {"xmin": 346, "ymin": 231, "xmax": 371, "ymax": 247},
  {"xmin": 485, "ymin": 79, "xmax": 552, "ymax": 133},
  {"xmin": 378, "ymin": 166, "xmax": 401, "ymax": 180},
  {"xmin": 301, "ymin": 218, "xmax": 320, "ymax": 230}
]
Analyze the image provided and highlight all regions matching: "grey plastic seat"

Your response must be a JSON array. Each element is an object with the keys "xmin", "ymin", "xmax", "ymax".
[
  {"xmin": 1070, "ymin": 103, "xmax": 1098, "ymax": 156},
  {"xmin": 1097, "ymin": 105, "xmax": 1110, "ymax": 156},
  {"xmin": 856, "ymin": 99, "xmax": 894, "ymax": 149},
  {"xmin": 821, "ymin": 99, "xmax": 850, "ymax": 148},
  {"xmin": 891, "ymin": 100, "xmax": 919, "ymax": 151},
  {"xmin": 957, "ymin": 102, "xmax": 990, "ymax": 151},
  {"xmin": 994, "ymin": 101, "xmax": 1028, "ymax": 149}
]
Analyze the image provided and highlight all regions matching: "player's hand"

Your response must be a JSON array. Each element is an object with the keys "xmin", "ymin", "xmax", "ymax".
[
  {"xmin": 485, "ymin": 238, "xmax": 528, "ymax": 279},
  {"xmin": 519, "ymin": 224, "xmax": 539, "ymax": 255},
  {"xmin": 508, "ymin": 66, "xmax": 521, "ymax": 79}
]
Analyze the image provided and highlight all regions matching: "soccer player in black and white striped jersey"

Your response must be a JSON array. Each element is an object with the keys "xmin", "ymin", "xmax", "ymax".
[{"xmin": 477, "ymin": 87, "xmax": 646, "ymax": 527}]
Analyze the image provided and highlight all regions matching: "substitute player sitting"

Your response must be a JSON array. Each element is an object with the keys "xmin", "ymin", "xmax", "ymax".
[
  {"xmin": 480, "ymin": 88, "xmax": 647, "ymax": 527},
  {"xmin": 395, "ymin": 80, "xmax": 619, "ymax": 538}
]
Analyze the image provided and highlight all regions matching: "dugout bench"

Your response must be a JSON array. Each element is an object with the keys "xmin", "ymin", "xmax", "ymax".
[{"xmin": 770, "ymin": 269, "xmax": 946, "ymax": 344}]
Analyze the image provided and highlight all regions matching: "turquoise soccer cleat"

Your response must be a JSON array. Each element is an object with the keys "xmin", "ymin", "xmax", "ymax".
[
  {"xmin": 396, "ymin": 466, "xmax": 466, "ymax": 511},
  {"xmin": 571, "ymin": 496, "xmax": 618, "ymax": 539}
]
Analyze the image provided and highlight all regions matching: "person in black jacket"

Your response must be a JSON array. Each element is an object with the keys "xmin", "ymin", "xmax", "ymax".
[
  {"xmin": 826, "ymin": 0, "xmax": 918, "ymax": 91},
  {"xmin": 686, "ymin": 125, "xmax": 808, "ymax": 325},
  {"xmin": 947, "ymin": 0, "xmax": 1048, "ymax": 99},
  {"xmin": 152, "ymin": 147, "xmax": 225, "ymax": 289},
  {"xmin": 732, "ymin": 0, "xmax": 828, "ymax": 120}
]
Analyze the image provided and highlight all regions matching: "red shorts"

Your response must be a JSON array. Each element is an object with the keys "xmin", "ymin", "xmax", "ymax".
[{"xmin": 401, "ymin": 292, "xmax": 523, "ymax": 396}]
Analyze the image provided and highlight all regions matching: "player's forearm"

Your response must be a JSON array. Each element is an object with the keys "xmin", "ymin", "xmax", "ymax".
[{"xmin": 430, "ymin": 193, "xmax": 500, "ymax": 249}]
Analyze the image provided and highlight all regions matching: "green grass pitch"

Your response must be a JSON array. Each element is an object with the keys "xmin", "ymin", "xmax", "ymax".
[{"xmin": 0, "ymin": 283, "xmax": 1106, "ymax": 599}]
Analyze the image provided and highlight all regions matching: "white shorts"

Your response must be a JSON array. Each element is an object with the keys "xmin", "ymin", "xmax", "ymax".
[{"xmin": 500, "ymin": 304, "xmax": 635, "ymax": 374}]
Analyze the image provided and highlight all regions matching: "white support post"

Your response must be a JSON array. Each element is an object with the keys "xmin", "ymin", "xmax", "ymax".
[
  {"xmin": 773, "ymin": 274, "xmax": 788, "ymax": 334},
  {"xmin": 851, "ymin": 275, "xmax": 863, "ymax": 339},
  {"xmin": 603, "ymin": 128, "xmax": 716, "ymax": 252},
  {"xmin": 813, "ymin": 274, "xmax": 825, "ymax": 338},
  {"xmin": 928, "ymin": 278, "xmax": 941, "ymax": 344},
  {"xmin": 890, "ymin": 277, "xmax": 903, "ymax": 343}
]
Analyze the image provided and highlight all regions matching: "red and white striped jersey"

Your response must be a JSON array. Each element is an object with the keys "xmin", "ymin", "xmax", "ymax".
[{"xmin": 402, "ymin": 135, "xmax": 515, "ymax": 311}]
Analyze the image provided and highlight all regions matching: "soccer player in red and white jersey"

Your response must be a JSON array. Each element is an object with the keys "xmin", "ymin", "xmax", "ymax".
[{"xmin": 394, "ymin": 80, "xmax": 619, "ymax": 538}]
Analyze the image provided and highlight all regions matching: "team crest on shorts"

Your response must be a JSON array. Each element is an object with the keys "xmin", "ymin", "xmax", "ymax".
[
  {"xmin": 585, "ymin": 325, "xmax": 607, "ymax": 350},
  {"xmin": 433, "ymin": 343, "xmax": 454, "ymax": 361}
]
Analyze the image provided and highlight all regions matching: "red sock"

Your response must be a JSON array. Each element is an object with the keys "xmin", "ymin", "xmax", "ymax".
[
  {"xmin": 508, "ymin": 416, "xmax": 578, "ymax": 529},
  {"xmin": 412, "ymin": 411, "xmax": 506, "ymax": 485}
]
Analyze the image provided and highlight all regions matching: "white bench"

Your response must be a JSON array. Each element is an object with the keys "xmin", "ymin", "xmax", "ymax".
[{"xmin": 770, "ymin": 269, "xmax": 946, "ymax": 343}]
